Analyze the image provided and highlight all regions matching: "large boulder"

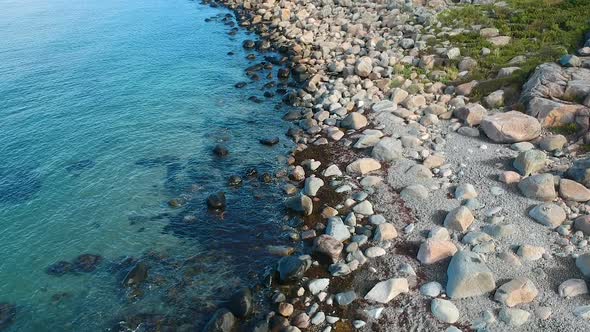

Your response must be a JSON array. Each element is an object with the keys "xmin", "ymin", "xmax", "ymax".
[
  {"xmin": 203, "ymin": 308, "xmax": 235, "ymax": 332},
  {"xmin": 313, "ymin": 235, "xmax": 343, "ymax": 263},
  {"xmin": 480, "ymin": 111, "xmax": 541, "ymax": 143},
  {"xmin": 518, "ymin": 174, "xmax": 557, "ymax": 201},
  {"xmin": 277, "ymin": 256, "xmax": 312, "ymax": 282},
  {"xmin": 567, "ymin": 158, "xmax": 590, "ymax": 188},
  {"xmin": 446, "ymin": 251, "xmax": 496, "ymax": 299}
]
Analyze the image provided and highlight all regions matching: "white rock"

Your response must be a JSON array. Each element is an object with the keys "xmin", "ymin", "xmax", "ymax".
[
  {"xmin": 431, "ymin": 298, "xmax": 459, "ymax": 323},
  {"xmin": 364, "ymin": 278, "xmax": 409, "ymax": 303}
]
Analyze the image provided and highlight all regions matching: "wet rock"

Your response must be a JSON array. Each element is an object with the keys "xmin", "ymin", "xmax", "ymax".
[
  {"xmin": 518, "ymin": 174, "xmax": 557, "ymax": 201},
  {"xmin": 494, "ymin": 278, "xmax": 538, "ymax": 307},
  {"xmin": 278, "ymin": 302, "xmax": 293, "ymax": 317},
  {"xmin": 227, "ymin": 288, "xmax": 253, "ymax": 318},
  {"xmin": 364, "ymin": 278, "xmax": 409, "ymax": 304},
  {"xmin": 228, "ymin": 175, "xmax": 242, "ymax": 187},
  {"xmin": 72, "ymin": 254, "xmax": 103, "ymax": 273},
  {"xmin": 234, "ymin": 82, "xmax": 247, "ymax": 88},
  {"xmin": 292, "ymin": 313, "xmax": 310, "ymax": 329},
  {"xmin": 0, "ymin": 303, "xmax": 16, "ymax": 331},
  {"xmin": 46, "ymin": 261, "xmax": 74, "ymax": 276},
  {"xmin": 285, "ymin": 194, "xmax": 313, "ymax": 216},
  {"xmin": 213, "ymin": 145, "xmax": 229, "ymax": 157},
  {"xmin": 277, "ymin": 256, "xmax": 311, "ymax": 283},
  {"xmin": 123, "ymin": 261, "xmax": 149, "ymax": 287},
  {"xmin": 277, "ymin": 68, "xmax": 290, "ymax": 79},
  {"xmin": 207, "ymin": 192, "xmax": 226, "ymax": 210},
  {"xmin": 446, "ymin": 251, "xmax": 496, "ymax": 299},
  {"xmin": 313, "ymin": 235, "xmax": 343, "ymax": 263},
  {"xmin": 335, "ymin": 291, "xmax": 357, "ymax": 306},
  {"xmin": 203, "ymin": 308, "xmax": 235, "ymax": 332},
  {"xmin": 260, "ymin": 137, "xmax": 279, "ymax": 146},
  {"xmin": 480, "ymin": 111, "xmax": 541, "ymax": 143}
]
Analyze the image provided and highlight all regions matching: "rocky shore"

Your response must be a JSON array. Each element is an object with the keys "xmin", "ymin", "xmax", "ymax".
[{"xmin": 199, "ymin": 0, "xmax": 590, "ymax": 331}]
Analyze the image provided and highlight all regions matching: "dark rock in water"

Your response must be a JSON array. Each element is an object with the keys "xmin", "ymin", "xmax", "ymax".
[
  {"xmin": 260, "ymin": 137, "xmax": 279, "ymax": 146},
  {"xmin": 46, "ymin": 261, "xmax": 74, "ymax": 276},
  {"xmin": 168, "ymin": 198, "xmax": 185, "ymax": 208},
  {"xmin": 213, "ymin": 145, "xmax": 229, "ymax": 157},
  {"xmin": 268, "ymin": 315, "xmax": 289, "ymax": 331},
  {"xmin": 265, "ymin": 73, "xmax": 273, "ymax": 80},
  {"xmin": 292, "ymin": 65, "xmax": 310, "ymax": 82},
  {"xmin": 263, "ymin": 91, "xmax": 274, "ymax": 98},
  {"xmin": 248, "ymin": 96, "xmax": 262, "ymax": 103},
  {"xmin": 207, "ymin": 192, "xmax": 226, "ymax": 210},
  {"xmin": 228, "ymin": 175, "xmax": 243, "ymax": 187},
  {"xmin": 276, "ymin": 88, "xmax": 288, "ymax": 95},
  {"xmin": 251, "ymin": 319, "xmax": 270, "ymax": 332},
  {"xmin": 227, "ymin": 288, "xmax": 253, "ymax": 318},
  {"xmin": 50, "ymin": 292, "xmax": 72, "ymax": 304},
  {"xmin": 0, "ymin": 303, "xmax": 16, "ymax": 331},
  {"xmin": 246, "ymin": 54, "xmax": 256, "ymax": 60},
  {"xmin": 65, "ymin": 159, "xmax": 95, "ymax": 174},
  {"xmin": 227, "ymin": 51, "xmax": 234, "ymax": 56},
  {"xmin": 72, "ymin": 254, "xmax": 103, "ymax": 273},
  {"xmin": 277, "ymin": 256, "xmax": 311, "ymax": 283},
  {"xmin": 287, "ymin": 127, "xmax": 304, "ymax": 138},
  {"xmin": 263, "ymin": 62, "xmax": 273, "ymax": 70},
  {"xmin": 234, "ymin": 82, "xmax": 247, "ymax": 88},
  {"xmin": 260, "ymin": 173, "xmax": 272, "ymax": 183},
  {"xmin": 277, "ymin": 68, "xmax": 290, "ymax": 79},
  {"xmin": 203, "ymin": 308, "xmax": 235, "ymax": 332},
  {"xmin": 263, "ymin": 81, "xmax": 275, "ymax": 89},
  {"xmin": 249, "ymin": 73, "xmax": 260, "ymax": 81},
  {"xmin": 242, "ymin": 40, "xmax": 255, "ymax": 49},
  {"xmin": 0, "ymin": 167, "xmax": 42, "ymax": 204},
  {"xmin": 282, "ymin": 110, "xmax": 301, "ymax": 121},
  {"xmin": 246, "ymin": 168, "xmax": 258, "ymax": 177},
  {"xmin": 123, "ymin": 261, "xmax": 149, "ymax": 287}
]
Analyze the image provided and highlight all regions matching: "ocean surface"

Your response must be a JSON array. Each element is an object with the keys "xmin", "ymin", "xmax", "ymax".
[{"xmin": 0, "ymin": 0, "xmax": 293, "ymax": 330}]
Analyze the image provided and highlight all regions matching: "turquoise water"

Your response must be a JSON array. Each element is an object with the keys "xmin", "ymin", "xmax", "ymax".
[{"xmin": 0, "ymin": 0, "xmax": 292, "ymax": 330}]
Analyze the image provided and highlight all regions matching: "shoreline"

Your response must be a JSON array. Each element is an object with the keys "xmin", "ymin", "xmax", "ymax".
[{"xmin": 201, "ymin": 0, "xmax": 590, "ymax": 331}]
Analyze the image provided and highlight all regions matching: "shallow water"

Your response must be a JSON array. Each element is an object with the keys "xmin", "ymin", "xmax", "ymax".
[{"xmin": 0, "ymin": 0, "xmax": 292, "ymax": 330}]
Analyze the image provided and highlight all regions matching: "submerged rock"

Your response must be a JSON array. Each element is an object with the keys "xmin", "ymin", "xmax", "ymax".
[
  {"xmin": 203, "ymin": 308, "xmax": 235, "ymax": 332},
  {"xmin": 228, "ymin": 175, "xmax": 242, "ymax": 187},
  {"xmin": 122, "ymin": 261, "xmax": 149, "ymax": 287},
  {"xmin": 72, "ymin": 254, "xmax": 103, "ymax": 273},
  {"xmin": 277, "ymin": 256, "xmax": 311, "ymax": 283},
  {"xmin": 260, "ymin": 137, "xmax": 279, "ymax": 146},
  {"xmin": 46, "ymin": 261, "xmax": 74, "ymax": 276},
  {"xmin": 0, "ymin": 303, "xmax": 16, "ymax": 331},
  {"xmin": 227, "ymin": 288, "xmax": 253, "ymax": 318},
  {"xmin": 207, "ymin": 192, "xmax": 226, "ymax": 210}
]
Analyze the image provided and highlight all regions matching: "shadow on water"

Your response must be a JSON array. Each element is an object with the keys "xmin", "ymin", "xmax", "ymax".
[{"xmin": 0, "ymin": 167, "xmax": 42, "ymax": 204}]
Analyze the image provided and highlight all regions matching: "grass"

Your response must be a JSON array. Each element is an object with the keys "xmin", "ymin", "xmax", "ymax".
[
  {"xmin": 436, "ymin": 0, "xmax": 590, "ymax": 96},
  {"xmin": 550, "ymin": 123, "xmax": 579, "ymax": 135}
]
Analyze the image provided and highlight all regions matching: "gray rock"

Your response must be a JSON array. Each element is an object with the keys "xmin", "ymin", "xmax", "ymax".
[
  {"xmin": 499, "ymin": 308, "xmax": 530, "ymax": 326},
  {"xmin": 420, "ymin": 281, "xmax": 443, "ymax": 297},
  {"xmin": 303, "ymin": 176, "xmax": 324, "ymax": 196},
  {"xmin": 326, "ymin": 218, "xmax": 350, "ymax": 241},
  {"xmin": 313, "ymin": 235, "xmax": 343, "ymax": 263},
  {"xmin": 481, "ymin": 111, "xmax": 541, "ymax": 143},
  {"xmin": 567, "ymin": 158, "xmax": 590, "ymax": 187},
  {"xmin": 431, "ymin": 299, "xmax": 459, "ymax": 323},
  {"xmin": 285, "ymin": 194, "xmax": 313, "ymax": 216},
  {"xmin": 308, "ymin": 278, "xmax": 330, "ymax": 295},
  {"xmin": 454, "ymin": 103, "xmax": 487, "ymax": 126},
  {"xmin": 446, "ymin": 251, "xmax": 496, "ymax": 299},
  {"xmin": 372, "ymin": 137, "xmax": 403, "ymax": 161},
  {"xmin": 518, "ymin": 174, "xmax": 557, "ymax": 201},
  {"xmin": 528, "ymin": 203, "xmax": 566, "ymax": 228},
  {"xmin": 203, "ymin": 309, "xmax": 235, "ymax": 332},
  {"xmin": 443, "ymin": 206, "xmax": 474, "ymax": 232},
  {"xmin": 335, "ymin": 291, "xmax": 357, "ymax": 306},
  {"xmin": 494, "ymin": 278, "xmax": 538, "ymax": 307},
  {"xmin": 513, "ymin": 150, "xmax": 546, "ymax": 176},
  {"xmin": 277, "ymin": 256, "xmax": 312, "ymax": 282},
  {"xmin": 576, "ymin": 253, "xmax": 590, "ymax": 277},
  {"xmin": 341, "ymin": 112, "xmax": 368, "ymax": 130},
  {"xmin": 539, "ymin": 134, "xmax": 567, "ymax": 151}
]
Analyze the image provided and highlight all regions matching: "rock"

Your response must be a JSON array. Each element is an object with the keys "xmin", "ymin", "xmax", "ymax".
[
  {"xmin": 373, "ymin": 100, "xmax": 397, "ymax": 113},
  {"xmin": 511, "ymin": 142, "xmax": 535, "ymax": 151},
  {"xmin": 303, "ymin": 176, "xmax": 324, "ymax": 197},
  {"xmin": 72, "ymin": 254, "xmax": 102, "ymax": 273},
  {"xmin": 513, "ymin": 150, "xmax": 546, "ymax": 176},
  {"xmin": 311, "ymin": 312, "xmax": 325, "ymax": 325},
  {"xmin": 480, "ymin": 28, "xmax": 499, "ymax": 37},
  {"xmin": 488, "ymin": 36, "xmax": 511, "ymax": 47},
  {"xmin": 559, "ymin": 179, "xmax": 590, "ymax": 202},
  {"xmin": 480, "ymin": 111, "xmax": 541, "ymax": 143},
  {"xmin": 292, "ymin": 313, "xmax": 310, "ymax": 329},
  {"xmin": 207, "ymin": 192, "xmax": 227, "ymax": 210},
  {"xmin": 456, "ymin": 80, "xmax": 478, "ymax": 96},
  {"xmin": 459, "ymin": 57, "xmax": 478, "ymax": 71},
  {"xmin": 364, "ymin": 278, "xmax": 409, "ymax": 303},
  {"xmin": 323, "ymin": 165, "xmax": 342, "ymax": 177},
  {"xmin": 313, "ymin": 235, "xmax": 343, "ymax": 263},
  {"xmin": 308, "ymin": 278, "xmax": 330, "ymax": 295},
  {"xmin": 353, "ymin": 200, "xmax": 374, "ymax": 215},
  {"xmin": 420, "ymin": 282, "xmax": 443, "ymax": 297},
  {"xmin": 291, "ymin": 166, "xmax": 305, "ymax": 181},
  {"xmin": 499, "ymin": 308, "xmax": 530, "ymax": 327},
  {"xmin": 517, "ymin": 245, "xmax": 545, "ymax": 261},
  {"xmin": 400, "ymin": 184, "xmax": 429, "ymax": 200},
  {"xmin": 260, "ymin": 137, "xmax": 279, "ymax": 146},
  {"xmin": 443, "ymin": 206, "xmax": 474, "ymax": 232},
  {"xmin": 417, "ymin": 239, "xmax": 457, "ymax": 264},
  {"xmin": 431, "ymin": 299, "xmax": 459, "ymax": 323},
  {"xmin": 518, "ymin": 174, "xmax": 557, "ymax": 201},
  {"xmin": 576, "ymin": 253, "xmax": 590, "ymax": 277},
  {"xmin": 574, "ymin": 305, "xmax": 590, "ymax": 320},
  {"xmin": 446, "ymin": 251, "xmax": 496, "ymax": 299},
  {"xmin": 560, "ymin": 54, "xmax": 581, "ymax": 67},
  {"xmin": 423, "ymin": 154, "xmax": 445, "ymax": 169},
  {"xmin": 485, "ymin": 90, "xmax": 505, "ymax": 108},
  {"xmin": 277, "ymin": 256, "xmax": 311, "ymax": 282},
  {"xmin": 228, "ymin": 288, "xmax": 253, "ymax": 318},
  {"xmin": 0, "ymin": 303, "xmax": 16, "ymax": 331},
  {"xmin": 455, "ymin": 183, "xmax": 477, "ymax": 200},
  {"xmin": 497, "ymin": 67, "xmax": 521, "ymax": 78},
  {"xmin": 574, "ymin": 215, "xmax": 590, "ymax": 235},
  {"xmin": 346, "ymin": 158, "xmax": 381, "ymax": 175},
  {"xmin": 457, "ymin": 126, "xmax": 480, "ymax": 137},
  {"xmin": 326, "ymin": 218, "xmax": 350, "ymax": 241},
  {"xmin": 365, "ymin": 246, "xmax": 386, "ymax": 258},
  {"xmin": 46, "ymin": 261, "xmax": 74, "ymax": 276},
  {"xmin": 278, "ymin": 302, "xmax": 294, "ymax": 317},
  {"xmin": 335, "ymin": 291, "xmax": 357, "ymax": 306},
  {"xmin": 447, "ymin": 47, "xmax": 461, "ymax": 60},
  {"xmin": 285, "ymin": 194, "xmax": 313, "ymax": 216},
  {"xmin": 122, "ymin": 261, "xmax": 149, "ymax": 287},
  {"xmin": 341, "ymin": 112, "xmax": 368, "ymax": 130},
  {"xmin": 213, "ymin": 144, "xmax": 229, "ymax": 157},
  {"xmin": 203, "ymin": 308, "xmax": 235, "ymax": 332},
  {"xmin": 567, "ymin": 158, "xmax": 590, "ymax": 187},
  {"xmin": 499, "ymin": 171, "xmax": 521, "ymax": 184},
  {"xmin": 494, "ymin": 278, "xmax": 538, "ymax": 307},
  {"xmin": 355, "ymin": 56, "xmax": 373, "ymax": 77},
  {"xmin": 374, "ymin": 223, "xmax": 398, "ymax": 242},
  {"xmin": 528, "ymin": 203, "xmax": 566, "ymax": 228},
  {"xmin": 539, "ymin": 135, "xmax": 566, "ymax": 151},
  {"xmin": 454, "ymin": 103, "xmax": 487, "ymax": 126},
  {"xmin": 372, "ymin": 137, "xmax": 402, "ymax": 161},
  {"xmin": 228, "ymin": 175, "xmax": 242, "ymax": 187},
  {"xmin": 558, "ymin": 279, "xmax": 588, "ymax": 298}
]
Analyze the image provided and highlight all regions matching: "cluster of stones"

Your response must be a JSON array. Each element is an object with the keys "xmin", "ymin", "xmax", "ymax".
[{"xmin": 202, "ymin": 0, "xmax": 590, "ymax": 331}]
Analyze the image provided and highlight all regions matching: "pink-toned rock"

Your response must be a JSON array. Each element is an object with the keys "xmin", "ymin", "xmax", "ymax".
[
  {"xmin": 481, "ymin": 111, "xmax": 542, "ymax": 143},
  {"xmin": 559, "ymin": 179, "xmax": 590, "ymax": 202},
  {"xmin": 417, "ymin": 239, "xmax": 458, "ymax": 264},
  {"xmin": 499, "ymin": 171, "xmax": 522, "ymax": 184}
]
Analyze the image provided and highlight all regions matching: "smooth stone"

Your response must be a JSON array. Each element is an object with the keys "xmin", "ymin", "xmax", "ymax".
[
  {"xmin": 326, "ymin": 218, "xmax": 350, "ymax": 242},
  {"xmin": 431, "ymin": 298, "xmax": 460, "ymax": 323},
  {"xmin": 308, "ymin": 278, "xmax": 330, "ymax": 295},
  {"xmin": 446, "ymin": 251, "xmax": 496, "ymax": 299},
  {"xmin": 372, "ymin": 137, "xmax": 403, "ymax": 162},
  {"xmin": 277, "ymin": 256, "xmax": 311, "ymax": 282},
  {"xmin": 455, "ymin": 183, "xmax": 477, "ymax": 200},
  {"xmin": 494, "ymin": 278, "xmax": 538, "ymax": 307},
  {"xmin": 353, "ymin": 200, "xmax": 374, "ymax": 215},
  {"xmin": 374, "ymin": 223, "xmax": 398, "ymax": 242},
  {"xmin": 513, "ymin": 150, "xmax": 546, "ymax": 176},
  {"xmin": 303, "ymin": 176, "xmax": 324, "ymax": 197},
  {"xmin": 417, "ymin": 239, "xmax": 457, "ymax": 264},
  {"xmin": 335, "ymin": 291, "xmax": 357, "ymax": 306},
  {"xmin": 365, "ymin": 246, "xmax": 386, "ymax": 258},
  {"xmin": 528, "ymin": 203, "xmax": 566, "ymax": 228},
  {"xmin": 559, "ymin": 179, "xmax": 590, "ymax": 202},
  {"xmin": 400, "ymin": 184, "xmax": 429, "ymax": 200},
  {"xmin": 518, "ymin": 174, "xmax": 557, "ymax": 201},
  {"xmin": 576, "ymin": 253, "xmax": 590, "ymax": 277},
  {"xmin": 285, "ymin": 194, "xmax": 313, "ymax": 216},
  {"xmin": 480, "ymin": 111, "xmax": 541, "ymax": 143},
  {"xmin": 420, "ymin": 281, "xmax": 443, "ymax": 297},
  {"xmin": 203, "ymin": 309, "xmax": 235, "ymax": 332},
  {"xmin": 558, "ymin": 279, "xmax": 588, "ymax": 298},
  {"xmin": 313, "ymin": 235, "xmax": 343, "ymax": 263},
  {"xmin": 443, "ymin": 206, "xmax": 474, "ymax": 232},
  {"xmin": 364, "ymin": 278, "xmax": 409, "ymax": 303},
  {"xmin": 228, "ymin": 288, "xmax": 253, "ymax": 318},
  {"xmin": 346, "ymin": 158, "xmax": 381, "ymax": 175},
  {"xmin": 499, "ymin": 308, "xmax": 530, "ymax": 327}
]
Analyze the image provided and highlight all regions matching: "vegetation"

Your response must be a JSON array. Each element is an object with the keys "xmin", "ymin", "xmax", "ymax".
[
  {"xmin": 436, "ymin": 0, "xmax": 590, "ymax": 97},
  {"xmin": 550, "ymin": 123, "xmax": 580, "ymax": 135}
]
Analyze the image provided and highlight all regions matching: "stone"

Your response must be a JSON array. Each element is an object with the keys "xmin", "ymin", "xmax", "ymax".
[
  {"xmin": 323, "ymin": 164, "xmax": 342, "ymax": 177},
  {"xmin": 311, "ymin": 312, "xmax": 325, "ymax": 325},
  {"xmin": 497, "ymin": 67, "xmax": 521, "ymax": 78},
  {"xmin": 417, "ymin": 239, "xmax": 458, "ymax": 264},
  {"xmin": 560, "ymin": 54, "xmax": 581, "ymax": 67},
  {"xmin": 364, "ymin": 278, "xmax": 409, "ymax": 304},
  {"xmin": 574, "ymin": 305, "xmax": 590, "ymax": 319},
  {"xmin": 485, "ymin": 90, "xmax": 504, "ymax": 108},
  {"xmin": 567, "ymin": 158, "xmax": 590, "ymax": 187},
  {"xmin": 454, "ymin": 103, "xmax": 487, "ymax": 126},
  {"xmin": 365, "ymin": 246, "xmax": 386, "ymax": 258},
  {"xmin": 207, "ymin": 192, "xmax": 227, "ymax": 210},
  {"xmin": 576, "ymin": 253, "xmax": 590, "ymax": 277},
  {"xmin": 488, "ymin": 36, "xmax": 511, "ymax": 47},
  {"xmin": 292, "ymin": 313, "xmax": 310, "ymax": 329},
  {"xmin": 277, "ymin": 256, "xmax": 311, "ymax": 282},
  {"xmin": 285, "ymin": 194, "xmax": 313, "ymax": 216},
  {"xmin": 203, "ymin": 309, "xmax": 235, "ymax": 332},
  {"xmin": 326, "ymin": 217, "xmax": 350, "ymax": 241},
  {"xmin": 494, "ymin": 278, "xmax": 538, "ymax": 307},
  {"xmin": 499, "ymin": 308, "xmax": 530, "ymax": 326},
  {"xmin": 459, "ymin": 57, "xmax": 478, "ymax": 71},
  {"xmin": 346, "ymin": 158, "xmax": 381, "ymax": 175},
  {"xmin": 480, "ymin": 111, "xmax": 541, "ymax": 143},
  {"xmin": 260, "ymin": 137, "xmax": 279, "ymax": 146},
  {"xmin": 559, "ymin": 179, "xmax": 590, "ymax": 202},
  {"xmin": 518, "ymin": 174, "xmax": 557, "ymax": 201},
  {"xmin": 372, "ymin": 137, "xmax": 402, "ymax": 161},
  {"xmin": 308, "ymin": 278, "xmax": 330, "ymax": 296},
  {"xmin": 517, "ymin": 245, "xmax": 545, "ymax": 261},
  {"xmin": 499, "ymin": 171, "xmax": 521, "ymax": 184},
  {"xmin": 228, "ymin": 288, "xmax": 253, "ymax": 318},
  {"xmin": 353, "ymin": 200, "xmax": 374, "ymax": 215},
  {"xmin": 574, "ymin": 215, "xmax": 590, "ymax": 235},
  {"xmin": 372, "ymin": 100, "xmax": 397, "ymax": 113},
  {"xmin": 528, "ymin": 203, "xmax": 566, "ymax": 228},
  {"xmin": 278, "ymin": 302, "xmax": 294, "ymax": 317},
  {"xmin": 443, "ymin": 206, "xmax": 474, "ymax": 232},
  {"xmin": 303, "ymin": 176, "xmax": 324, "ymax": 197},
  {"xmin": 558, "ymin": 279, "xmax": 588, "ymax": 298},
  {"xmin": 341, "ymin": 112, "xmax": 368, "ymax": 130},
  {"xmin": 423, "ymin": 155, "xmax": 445, "ymax": 169},
  {"xmin": 374, "ymin": 223, "xmax": 398, "ymax": 242},
  {"xmin": 400, "ymin": 184, "xmax": 429, "ymax": 200},
  {"xmin": 335, "ymin": 291, "xmax": 357, "ymax": 306},
  {"xmin": 480, "ymin": 28, "xmax": 499, "ymax": 37},
  {"xmin": 513, "ymin": 150, "xmax": 546, "ymax": 176},
  {"xmin": 355, "ymin": 56, "xmax": 373, "ymax": 77},
  {"xmin": 539, "ymin": 134, "xmax": 567, "ymax": 151},
  {"xmin": 313, "ymin": 235, "xmax": 343, "ymax": 263},
  {"xmin": 446, "ymin": 251, "xmax": 496, "ymax": 299},
  {"xmin": 431, "ymin": 299, "xmax": 460, "ymax": 323},
  {"xmin": 420, "ymin": 282, "xmax": 443, "ymax": 297},
  {"xmin": 455, "ymin": 183, "xmax": 477, "ymax": 200}
]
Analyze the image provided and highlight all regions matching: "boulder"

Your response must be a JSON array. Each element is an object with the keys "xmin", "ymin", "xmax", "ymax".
[
  {"xmin": 480, "ymin": 111, "xmax": 541, "ymax": 143},
  {"xmin": 285, "ymin": 194, "xmax": 313, "ymax": 216},
  {"xmin": 443, "ymin": 206, "xmax": 474, "ymax": 232},
  {"xmin": 417, "ymin": 239, "xmax": 457, "ymax": 264},
  {"xmin": 203, "ymin": 309, "xmax": 235, "ymax": 332},
  {"xmin": 446, "ymin": 251, "xmax": 496, "ymax": 299},
  {"xmin": 528, "ymin": 203, "xmax": 566, "ymax": 228},
  {"xmin": 346, "ymin": 158, "xmax": 381, "ymax": 175},
  {"xmin": 494, "ymin": 278, "xmax": 538, "ymax": 307},
  {"xmin": 277, "ymin": 256, "xmax": 311, "ymax": 282},
  {"xmin": 364, "ymin": 278, "xmax": 409, "ymax": 303},
  {"xmin": 313, "ymin": 235, "xmax": 343, "ymax": 263},
  {"xmin": 341, "ymin": 112, "xmax": 368, "ymax": 130},
  {"xmin": 513, "ymin": 150, "xmax": 546, "ymax": 176},
  {"xmin": 372, "ymin": 137, "xmax": 402, "ymax": 162},
  {"xmin": 227, "ymin": 288, "xmax": 253, "ymax": 318},
  {"xmin": 454, "ymin": 103, "xmax": 487, "ymax": 126},
  {"xmin": 518, "ymin": 174, "xmax": 557, "ymax": 201},
  {"xmin": 560, "ymin": 179, "xmax": 590, "ymax": 202},
  {"xmin": 567, "ymin": 158, "xmax": 590, "ymax": 187}
]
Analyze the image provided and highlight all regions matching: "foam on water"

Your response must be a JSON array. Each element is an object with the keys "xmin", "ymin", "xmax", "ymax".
[{"xmin": 0, "ymin": 0, "xmax": 292, "ymax": 330}]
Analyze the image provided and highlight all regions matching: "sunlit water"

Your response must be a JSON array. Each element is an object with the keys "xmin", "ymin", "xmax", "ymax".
[{"xmin": 0, "ymin": 0, "xmax": 293, "ymax": 330}]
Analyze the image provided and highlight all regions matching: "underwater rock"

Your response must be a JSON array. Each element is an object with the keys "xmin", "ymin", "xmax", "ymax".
[
  {"xmin": 207, "ymin": 192, "xmax": 226, "ymax": 210},
  {"xmin": 123, "ymin": 261, "xmax": 149, "ymax": 287},
  {"xmin": 72, "ymin": 254, "xmax": 103, "ymax": 273},
  {"xmin": 203, "ymin": 308, "xmax": 235, "ymax": 332},
  {"xmin": 260, "ymin": 173, "xmax": 272, "ymax": 183},
  {"xmin": 65, "ymin": 159, "xmax": 95, "ymax": 174},
  {"xmin": 278, "ymin": 68, "xmax": 290, "ymax": 79},
  {"xmin": 227, "ymin": 288, "xmax": 253, "ymax": 318},
  {"xmin": 213, "ymin": 145, "xmax": 229, "ymax": 157},
  {"xmin": 0, "ymin": 303, "xmax": 16, "ymax": 331},
  {"xmin": 234, "ymin": 82, "xmax": 247, "ymax": 88},
  {"xmin": 260, "ymin": 137, "xmax": 279, "ymax": 146},
  {"xmin": 46, "ymin": 261, "xmax": 74, "ymax": 276},
  {"xmin": 242, "ymin": 40, "xmax": 255, "ymax": 49},
  {"xmin": 228, "ymin": 175, "xmax": 243, "ymax": 187},
  {"xmin": 135, "ymin": 155, "xmax": 179, "ymax": 167},
  {"xmin": 277, "ymin": 255, "xmax": 311, "ymax": 283},
  {"xmin": 0, "ymin": 167, "xmax": 42, "ymax": 204}
]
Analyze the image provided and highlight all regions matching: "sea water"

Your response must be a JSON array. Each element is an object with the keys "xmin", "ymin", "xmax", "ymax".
[{"xmin": 0, "ymin": 0, "xmax": 292, "ymax": 330}]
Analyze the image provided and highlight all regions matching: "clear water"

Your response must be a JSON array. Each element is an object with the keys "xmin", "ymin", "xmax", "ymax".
[{"xmin": 0, "ymin": 0, "xmax": 292, "ymax": 330}]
